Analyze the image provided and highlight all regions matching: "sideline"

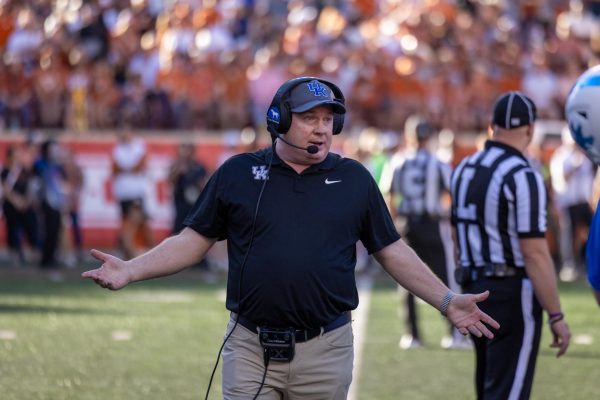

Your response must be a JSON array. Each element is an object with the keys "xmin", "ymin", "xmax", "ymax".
[{"xmin": 348, "ymin": 273, "xmax": 374, "ymax": 400}]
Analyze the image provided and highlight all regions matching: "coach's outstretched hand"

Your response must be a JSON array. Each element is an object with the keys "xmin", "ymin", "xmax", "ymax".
[
  {"xmin": 81, "ymin": 249, "xmax": 132, "ymax": 290},
  {"xmin": 447, "ymin": 291, "xmax": 500, "ymax": 339}
]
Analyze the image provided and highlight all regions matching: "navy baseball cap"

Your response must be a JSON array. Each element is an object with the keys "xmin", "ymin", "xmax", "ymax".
[
  {"xmin": 289, "ymin": 79, "xmax": 346, "ymax": 114},
  {"xmin": 492, "ymin": 91, "xmax": 537, "ymax": 129}
]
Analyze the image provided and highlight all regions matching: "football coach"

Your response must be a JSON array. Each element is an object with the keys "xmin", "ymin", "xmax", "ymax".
[{"xmin": 83, "ymin": 77, "xmax": 499, "ymax": 400}]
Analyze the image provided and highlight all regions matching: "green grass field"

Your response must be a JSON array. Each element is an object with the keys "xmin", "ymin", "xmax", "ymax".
[{"xmin": 1, "ymin": 267, "xmax": 599, "ymax": 400}]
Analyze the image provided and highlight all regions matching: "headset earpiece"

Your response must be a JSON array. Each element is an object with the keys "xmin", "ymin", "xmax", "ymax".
[
  {"xmin": 332, "ymin": 112, "xmax": 344, "ymax": 135},
  {"xmin": 266, "ymin": 77, "xmax": 345, "ymax": 138}
]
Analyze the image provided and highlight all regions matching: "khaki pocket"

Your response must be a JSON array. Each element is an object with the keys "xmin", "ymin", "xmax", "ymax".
[
  {"xmin": 224, "ymin": 318, "xmax": 258, "ymax": 342},
  {"xmin": 322, "ymin": 324, "xmax": 354, "ymax": 348}
]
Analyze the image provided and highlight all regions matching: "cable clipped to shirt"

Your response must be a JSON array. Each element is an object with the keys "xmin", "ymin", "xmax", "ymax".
[{"xmin": 204, "ymin": 146, "xmax": 274, "ymax": 400}]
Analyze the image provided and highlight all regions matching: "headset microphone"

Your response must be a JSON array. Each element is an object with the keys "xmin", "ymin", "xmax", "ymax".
[{"xmin": 277, "ymin": 135, "xmax": 319, "ymax": 154}]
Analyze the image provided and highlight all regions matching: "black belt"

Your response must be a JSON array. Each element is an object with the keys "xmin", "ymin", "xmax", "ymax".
[
  {"xmin": 455, "ymin": 264, "xmax": 527, "ymax": 284},
  {"xmin": 231, "ymin": 312, "xmax": 351, "ymax": 343}
]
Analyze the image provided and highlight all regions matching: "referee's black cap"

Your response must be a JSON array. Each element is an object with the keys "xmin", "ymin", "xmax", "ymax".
[{"xmin": 492, "ymin": 91, "xmax": 537, "ymax": 129}]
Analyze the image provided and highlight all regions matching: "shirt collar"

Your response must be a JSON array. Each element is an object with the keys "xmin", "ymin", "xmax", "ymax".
[{"xmin": 485, "ymin": 140, "xmax": 528, "ymax": 162}]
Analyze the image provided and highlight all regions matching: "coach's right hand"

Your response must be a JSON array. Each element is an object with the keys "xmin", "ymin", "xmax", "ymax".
[
  {"xmin": 549, "ymin": 319, "xmax": 570, "ymax": 358},
  {"xmin": 81, "ymin": 249, "xmax": 133, "ymax": 290}
]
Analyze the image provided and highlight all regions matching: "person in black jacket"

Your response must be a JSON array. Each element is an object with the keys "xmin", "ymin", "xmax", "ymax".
[
  {"xmin": 1, "ymin": 145, "xmax": 39, "ymax": 265},
  {"xmin": 169, "ymin": 142, "xmax": 208, "ymax": 234}
]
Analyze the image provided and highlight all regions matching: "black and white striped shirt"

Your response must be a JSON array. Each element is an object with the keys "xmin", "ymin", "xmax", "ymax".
[
  {"xmin": 390, "ymin": 149, "xmax": 451, "ymax": 218},
  {"xmin": 450, "ymin": 140, "xmax": 547, "ymax": 268}
]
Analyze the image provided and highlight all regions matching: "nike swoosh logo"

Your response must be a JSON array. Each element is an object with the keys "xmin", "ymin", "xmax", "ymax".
[{"xmin": 325, "ymin": 178, "xmax": 342, "ymax": 184}]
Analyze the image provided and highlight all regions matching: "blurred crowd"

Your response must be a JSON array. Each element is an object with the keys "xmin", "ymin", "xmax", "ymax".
[{"xmin": 1, "ymin": 0, "xmax": 600, "ymax": 134}]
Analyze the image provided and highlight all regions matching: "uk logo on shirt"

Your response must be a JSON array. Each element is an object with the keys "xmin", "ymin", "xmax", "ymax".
[{"xmin": 252, "ymin": 165, "xmax": 269, "ymax": 180}]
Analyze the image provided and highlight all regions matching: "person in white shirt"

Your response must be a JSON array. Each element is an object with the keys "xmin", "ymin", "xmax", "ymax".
[{"xmin": 112, "ymin": 128, "xmax": 154, "ymax": 259}]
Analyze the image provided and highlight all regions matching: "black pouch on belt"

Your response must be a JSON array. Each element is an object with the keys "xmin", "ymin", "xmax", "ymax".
[{"xmin": 259, "ymin": 327, "xmax": 295, "ymax": 363}]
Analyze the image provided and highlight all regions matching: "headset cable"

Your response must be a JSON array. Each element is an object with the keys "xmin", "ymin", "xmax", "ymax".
[{"xmin": 204, "ymin": 146, "xmax": 274, "ymax": 400}]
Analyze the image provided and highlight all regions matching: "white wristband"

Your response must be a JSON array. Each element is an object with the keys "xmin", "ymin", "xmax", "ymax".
[{"xmin": 440, "ymin": 290, "xmax": 455, "ymax": 317}]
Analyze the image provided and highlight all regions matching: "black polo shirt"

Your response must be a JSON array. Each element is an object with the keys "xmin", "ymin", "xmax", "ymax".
[{"xmin": 184, "ymin": 147, "xmax": 400, "ymax": 329}]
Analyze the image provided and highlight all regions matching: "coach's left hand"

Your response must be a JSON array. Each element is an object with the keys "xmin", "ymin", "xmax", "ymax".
[{"xmin": 447, "ymin": 291, "xmax": 500, "ymax": 339}]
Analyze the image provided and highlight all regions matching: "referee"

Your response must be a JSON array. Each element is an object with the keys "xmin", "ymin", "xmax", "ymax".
[
  {"xmin": 450, "ymin": 92, "xmax": 571, "ymax": 399},
  {"xmin": 386, "ymin": 117, "xmax": 463, "ymax": 349}
]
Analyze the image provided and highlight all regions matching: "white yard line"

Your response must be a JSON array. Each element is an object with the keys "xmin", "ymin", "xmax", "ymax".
[
  {"xmin": 348, "ymin": 274, "xmax": 374, "ymax": 400},
  {"xmin": 0, "ymin": 329, "xmax": 17, "ymax": 340}
]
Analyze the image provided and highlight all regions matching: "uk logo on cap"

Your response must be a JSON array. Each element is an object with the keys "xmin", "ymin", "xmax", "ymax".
[{"xmin": 307, "ymin": 81, "xmax": 328, "ymax": 97}]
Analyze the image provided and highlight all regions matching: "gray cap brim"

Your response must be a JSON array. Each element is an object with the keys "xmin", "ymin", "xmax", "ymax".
[{"xmin": 291, "ymin": 100, "xmax": 346, "ymax": 114}]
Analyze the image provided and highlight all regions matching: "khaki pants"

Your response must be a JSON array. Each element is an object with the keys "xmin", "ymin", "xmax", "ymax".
[{"xmin": 222, "ymin": 317, "xmax": 354, "ymax": 400}]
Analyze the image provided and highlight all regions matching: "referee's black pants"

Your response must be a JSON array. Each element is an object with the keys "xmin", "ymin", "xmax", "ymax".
[
  {"xmin": 403, "ymin": 216, "xmax": 451, "ymax": 339},
  {"xmin": 463, "ymin": 277, "xmax": 543, "ymax": 400}
]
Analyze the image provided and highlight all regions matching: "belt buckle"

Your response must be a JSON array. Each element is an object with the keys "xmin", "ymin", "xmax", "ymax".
[
  {"xmin": 495, "ymin": 264, "xmax": 507, "ymax": 277},
  {"xmin": 483, "ymin": 264, "xmax": 494, "ymax": 278},
  {"xmin": 470, "ymin": 268, "xmax": 479, "ymax": 282}
]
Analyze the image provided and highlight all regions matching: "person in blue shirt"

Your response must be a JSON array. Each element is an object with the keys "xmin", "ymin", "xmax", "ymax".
[
  {"xmin": 564, "ymin": 66, "xmax": 600, "ymax": 307},
  {"xmin": 587, "ymin": 201, "xmax": 600, "ymax": 305}
]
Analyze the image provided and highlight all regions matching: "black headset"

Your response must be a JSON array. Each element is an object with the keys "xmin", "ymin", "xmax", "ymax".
[{"xmin": 265, "ymin": 76, "xmax": 346, "ymax": 137}]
